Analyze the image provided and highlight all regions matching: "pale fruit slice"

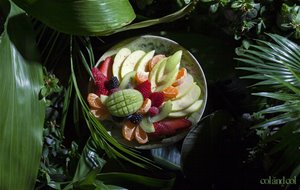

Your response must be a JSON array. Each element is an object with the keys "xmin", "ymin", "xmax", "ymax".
[
  {"xmin": 171, "ymin": 84, "xmax": 201, "ymax": 111},
  {"xmin": 164, "ymin": 50, "xmax": 182, "ymax": 73},
  {"xmin": 155, "ymin": 68, "xmax": 178, "ymax": 92},
  {"xmin": 119, "ymin": 71, "xmax": 136, "ymax": 89},
  {"xmin": 156, "ymin": 51, "xmax": 181, "ymax": 84},
  {"xmin": 149, "ymin": 58, "xmax": 167, "ymax": 91},
  {"xmin": 113, "ymin": 48, "xmax": 131, "ymax": 80},
  {"xmin": 176, "ymin": 74, "xmax": 194, "ymax": 99},
  {"xmin": 169, "ymin": 99, "xmax": 203, "ymax": 117},
  {"xmin": 135, "ymin": 50, "xmax": 155, "ymax": 72},
  {"xmin": 151, "ymin": 100, "xmax": 172, "ymax": 122},
  {"xmin": 120, "ymin": 50, "xmax": 145, "ymax": 79},
  {"xmin": 100, "ymin": 95, "xmax": 108, "ymax": 104},
  {"xmin": 140, "ymin": 117, "xmax": 155, "ymax": 133}
]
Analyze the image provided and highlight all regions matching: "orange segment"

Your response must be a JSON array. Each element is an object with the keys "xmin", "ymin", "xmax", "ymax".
[
  {"xmin": 135, "ymin": 126, "xmax": 148, "ymax": 144},
  {"xmin": 138, "ymin": 98, "xmax": 152, "ymax": 114},
  {"xmin": 163, "ymin": 86, "xmax": 179, "ymax": 99},
  {"xmin": 122, "ymin": 121, "xmax": 136, "ymax": 141},
  {"xmin": 172, "ymin": 68, "xmax": 187, "ymax": 86},
  {"xmin": 90, "ymin": 109, "xmax": 110, "ymax": 120},
  {"xmin": 148, "ymin": 54, "xmax": 166, "ymax": 71},
  {"xmin": 135, "ymin": 72, "xmax": 149, "ymax": 84},
  {"xmin": 87, "ymin": 93, "xmax": 102, "ymax": 109}
]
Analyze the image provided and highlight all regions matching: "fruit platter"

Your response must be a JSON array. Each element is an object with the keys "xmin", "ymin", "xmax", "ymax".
[{"xmin": 87, "ymin": 35, "xmax": 207, "ymax": 149}]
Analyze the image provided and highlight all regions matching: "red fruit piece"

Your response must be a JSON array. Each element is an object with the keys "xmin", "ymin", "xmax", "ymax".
[
  {"xmin": 99, "ymin": 56, "xmax": 113, "ymax": 78},
  {"xmin": 95, "ymin": 81, "xmax": 109, "ymax": 95},
  {"xmin": 92, "ymin": 67, "xmax": 107, "ymax": 82},
  {"xmin": 135, "ymin": 80, "xmax": 151, "ymax": 99},
  {"xmin": 153, "ymin": 118, "xmax": 192, "ymax": 136},
  {"xmin": 149, "ymin": 92, "xmax": 164, "ymax": 107},
  {"xmin": 92, "ymin": 67, "xmax": 109, "ymax": 95},
  {"xmin": 149, "ymin": 106, "xmax": 159, "ymax": 117}
]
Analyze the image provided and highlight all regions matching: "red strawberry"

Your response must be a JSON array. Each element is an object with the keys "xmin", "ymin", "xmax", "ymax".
[
  {"xmin": 92, "ymin": 67, "xmax": 107, "ymax": 82},
  {"xmin": 152, "ymin": 118, "xmax": 192, "ymax": 136},
  {"xmin": 149, "ymin": 92, "xmax": 164, "ymax": 107},
  {"xmin": 99, "ymin": 56, "xmax": 113, "ymax": 78},
  {"xmin": 95, "ymin": 81, "xmax": 109, "ymax": 95},
  {"xmin": 135, "ymin": 80, "xmax": 151, "ymax": 99},
  {"xmin": 92, "ymin": 67, "xmax": 109, "ymax": 95}
]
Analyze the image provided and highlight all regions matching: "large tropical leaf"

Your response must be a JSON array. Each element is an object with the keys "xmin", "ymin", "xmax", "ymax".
[
  {"xmin": 12, "ymin": 0, "xmax": 136, "ymax": 35},
  {"xmin": 0, "ymin": 2, "xmax": 45, "ymax": 190},
  {"xmin": 236, "ymin": 34, "xmax": 300, "ymax": 178}
]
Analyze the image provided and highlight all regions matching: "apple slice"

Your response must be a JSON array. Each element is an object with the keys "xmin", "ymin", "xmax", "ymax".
[
  {"xmin": 164, "ymin": 50, "xmax": 182, "ymax": 73},
  {"xmin": 119, "ymin": 71, "xmax": 136, "ymax": 89},
  {"xmin": 135, "ymin": 50, "xmax": 155, "ymax": 72},
  {"xmin": 176, "ymin": 74, "xmax": 194, "ymax": 99},
  {"xmin": 140, "ymin": 117, "xmax": 155, "ymax": 133},
  {"xmin": 169, "ymin": 99, "xmax": 203, "ymax": 117},
  {"xmin": 120, "ymin": 50, "xmax": 145, "ymax": 79},
  {"xmin": 113, "ymin": 48, "xmax": 131, "ymax": 80},
  {"xmin": 149, "ymin": 58, "xmax": 167, "ymax": 91},
  {"xmin": 171, "ymin": 84, "xmax": 201, "ymax": 111},
  {"xmin": 156, "ymin": 51, "xmax": 181, "ymax": 84},
  {"xmin": 155, "ymin": 68, "xmax": 178, "ymax": 92}
]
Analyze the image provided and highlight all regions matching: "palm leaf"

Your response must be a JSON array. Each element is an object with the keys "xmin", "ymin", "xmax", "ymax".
[
  {"xmin": 236, "ymin": 34, "xmax": 300, "ymax": 87},
  {"xmin": 237, "ymin": 34, "xmax": 300, "ymax": 177},
  {"xmin": 0, "ymin": 2, "xmax": 45, "ymax": 189}
]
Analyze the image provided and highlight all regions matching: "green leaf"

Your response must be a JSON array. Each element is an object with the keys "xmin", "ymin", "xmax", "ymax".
[
  {"xmin": 12, "ymin": 0, "xmax": 136, "ymax": 35},
  {"xmin": 106, "ymin": 2, "xmax": 195, "ymax": 36},
  {"xmin": 0, "ymin": 2, "xmax": 45, "ymax": 189},
  {"xmin": 72, "ymin": 138, "xmax": 107, "ymax": 183},
  {"xmin": 96, "ymin": 172, "xmax": 175, "ymax": 190}
]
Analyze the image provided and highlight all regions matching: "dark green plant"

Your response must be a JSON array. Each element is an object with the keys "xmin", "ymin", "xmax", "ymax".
[
  {"xmin": 198, "ymin": 0, "xmax": 300, "ymax": 40},
  {"xmin": 236, "ymin": 33, "xmax": 300, "ymax": 179}
]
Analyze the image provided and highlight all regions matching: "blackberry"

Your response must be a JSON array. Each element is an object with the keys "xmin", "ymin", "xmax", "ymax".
[
  {"xmin": 128, "ymin": 113, "xmax": 143, "ymax": 124},
  {"xmin": 105, "ymin": 76, "xmax": 119, "ymax": 90}
]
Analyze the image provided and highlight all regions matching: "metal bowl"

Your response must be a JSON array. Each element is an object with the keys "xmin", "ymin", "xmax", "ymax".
[{"xmin": 94, "ymin": 35, "xmax": 207, "ymax": 149}]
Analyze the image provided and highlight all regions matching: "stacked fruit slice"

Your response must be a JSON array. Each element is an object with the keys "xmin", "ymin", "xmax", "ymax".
[{"xmin": 87, "ymin": 48, "xmax": 203, "ymax": 144}]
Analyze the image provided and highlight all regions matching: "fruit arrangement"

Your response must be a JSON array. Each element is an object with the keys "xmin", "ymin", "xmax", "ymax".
[{"xmin": 87, "ymin": 48, "xmax": 203, "ymax": 144}]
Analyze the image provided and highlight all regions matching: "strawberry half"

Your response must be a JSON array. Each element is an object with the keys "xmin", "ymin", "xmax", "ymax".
[
  {"xmin": 149, "ymin": 92, "xmax": 164, "ymax": 107},
  {"xmin": 99, "ymin": 56, "xmax": 113, "ymax": 78},
  {"xmin": 92, "ymin": 67, "xmax": 109, "ymax": 95},
  {"xmin": 152, "ymin": 118, "xmax": 192, "ymax": 136},
  {"xmin": 92, "ymin": 67, "xmax": 107, "ymax": 82},
  {"xmin": 135, "ymin": 80, "xmax": 151, "ymax": 99}
]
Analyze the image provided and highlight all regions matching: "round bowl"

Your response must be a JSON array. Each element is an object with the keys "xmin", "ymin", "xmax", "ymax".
[{"xmin": 93, "ymin": 35, "xmax": 207, "ymax": 149}]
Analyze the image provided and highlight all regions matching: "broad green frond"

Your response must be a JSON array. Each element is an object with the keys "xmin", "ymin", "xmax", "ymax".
[{"xmin": 0, "ymin": 2, "xmax": 45, "ymax": 189}]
